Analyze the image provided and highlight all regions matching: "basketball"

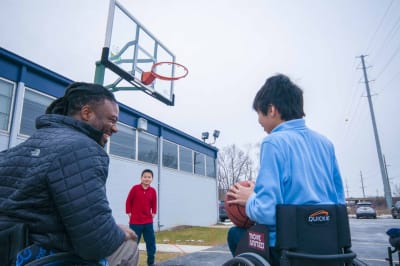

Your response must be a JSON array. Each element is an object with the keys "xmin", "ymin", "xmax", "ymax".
[{"xmin": 224, "ymin": 181, "xmax": 255, "ymax": 228}]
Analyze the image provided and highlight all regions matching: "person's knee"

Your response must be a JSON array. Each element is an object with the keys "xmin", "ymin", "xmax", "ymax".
[{"xmin": 107, "ymin": 239, "xmax": 139, "ymax": 266}]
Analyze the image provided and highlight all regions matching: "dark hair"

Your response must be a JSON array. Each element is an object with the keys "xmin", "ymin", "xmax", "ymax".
[
  {"xmin": 252, "ymin": 74, "xmax": 305, "ymax": 120},
  {"xmin": 141, "ymin": 169, "xmax": 153, "ymax": 178},
  {"xmin": 46, "ymin": 82, "xmax": 117, "ymax": 116}
]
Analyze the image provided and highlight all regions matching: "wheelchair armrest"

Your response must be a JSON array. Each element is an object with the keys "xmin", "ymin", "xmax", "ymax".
[
  {"xmin": 283, "ymin": 250, "xmax": 356, "ymax": 262},
  {"xmin": 25, "ymin": 252, "xmax": 101, "ymax": 266}
]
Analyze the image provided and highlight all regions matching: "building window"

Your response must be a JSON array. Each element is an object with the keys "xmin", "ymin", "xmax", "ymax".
[
  {"xmin": 110, "ymin": 123, "xmax": 136, "ymax": 159},
  {"xmin": 138, "ymin": 131, "xmax": 158, "ymax": 164},
  {"xmin": 179, "ymin": 146, "xmax": 192, "ymax": 173},
  {"xmin": 206, "ymin": 155, "xmax": 216, "ymax": 178},
  {"xmin": 0, "ymin": 79, "xmax": 15, "ymax": 132},
  {"xmin": 163, "ymin": 140, "xmax": 178, "ymax": 169},
  {"xmin": 194, "ymin": 152, "xmax": 205, "ymax": 176},
  {"xmin": 20, "ymin": 89, "xmax": 53, "ymax": 136}
]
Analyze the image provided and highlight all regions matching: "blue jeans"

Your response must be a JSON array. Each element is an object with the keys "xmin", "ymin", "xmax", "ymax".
[
  {"xmin": 130, "ymin": 223, "xmax": 156, "ymax": 265},
  {"xmin": 227, "ymin": 226, "xmax": 280, "ymax": 266},
  {"xmin": 227, "ymin": 226, "xmax": 247, "ymax": 256}
]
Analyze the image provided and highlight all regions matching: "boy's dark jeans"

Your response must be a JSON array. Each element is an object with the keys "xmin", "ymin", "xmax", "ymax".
[{"xmin": 130, "ymin": 223, "xmax": 156, "ymax": 265}]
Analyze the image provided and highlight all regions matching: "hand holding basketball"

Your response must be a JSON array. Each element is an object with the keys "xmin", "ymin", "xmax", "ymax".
[
  {"xmin": 224, "ymin": 180, "xmax": 255, "ymax": 228},
  {"xmin": 226, "ymin": 180, "xmax": 255, "ymax": 205}
]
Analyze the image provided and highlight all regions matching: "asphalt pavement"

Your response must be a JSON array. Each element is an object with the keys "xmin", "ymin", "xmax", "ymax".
[
  {"xmin": 154, "ymin": 244, "xmax": 232, "ymax": 266},
  {"xmin": 146, "ymin": 216, "xmax": 399, "ymax": 266}
]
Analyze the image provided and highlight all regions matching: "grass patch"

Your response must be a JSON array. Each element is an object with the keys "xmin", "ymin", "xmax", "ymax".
[
  {"xmin": 156, "ymin": 225, "xmax": 229, "ymax": 246},
  {"xmin": 138, "ymin": 225, "xmax": 229, "ymax": 265}
]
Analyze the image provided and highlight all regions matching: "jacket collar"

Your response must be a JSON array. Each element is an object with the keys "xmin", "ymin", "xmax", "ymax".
[
  {"xmin": 36, "ymin": 114, "xmax": 103, "ymax": 145},
  {"xmin": 271, "ymin": 118, "xmax": 306, "ymax": 133}
]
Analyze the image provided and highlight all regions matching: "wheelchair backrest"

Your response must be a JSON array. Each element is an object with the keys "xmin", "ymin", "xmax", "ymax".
[{"xmin": 276, "ymin": 204, "xmax": 351, "ymax": 255}]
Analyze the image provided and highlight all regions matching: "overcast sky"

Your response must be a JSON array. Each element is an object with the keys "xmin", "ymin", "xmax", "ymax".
[{"xmin": 1, "ymin": 0, "xmax": 399, "ymax": 199}]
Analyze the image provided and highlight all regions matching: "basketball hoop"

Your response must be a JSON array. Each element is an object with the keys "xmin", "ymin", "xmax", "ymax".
[{"xmin": 141, "ymin": 61, "xmax": 189, "ymax": 85}]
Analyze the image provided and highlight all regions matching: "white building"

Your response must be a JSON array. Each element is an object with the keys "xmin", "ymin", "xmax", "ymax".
[{"xmin": 0, "ymin": 47, "xmax": 219, "ymax": 231}]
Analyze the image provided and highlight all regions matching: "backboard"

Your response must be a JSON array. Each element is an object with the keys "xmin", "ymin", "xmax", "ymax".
[{"xmin": 95, "ymin": 0, "xmax": 177, "ymax": 105}]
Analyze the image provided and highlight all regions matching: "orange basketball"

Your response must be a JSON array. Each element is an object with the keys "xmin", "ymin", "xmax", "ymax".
[{"xmin": 224, "ymin": 181, "xmax": 255, "ymax": 228}]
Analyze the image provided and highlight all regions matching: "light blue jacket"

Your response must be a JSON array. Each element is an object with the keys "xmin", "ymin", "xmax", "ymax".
[{"xmin": 246, "ymin": 119, "xmax": 345, "ymax": 246}]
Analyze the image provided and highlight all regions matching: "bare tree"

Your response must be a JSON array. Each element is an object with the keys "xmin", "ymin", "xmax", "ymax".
[
  {"xmin": 217, "ymin": 144, "xmax": 255, "ymax": 199},
  {"xmin": 393, "ymin": 183, "xmax": 400, "ymax": 197}
]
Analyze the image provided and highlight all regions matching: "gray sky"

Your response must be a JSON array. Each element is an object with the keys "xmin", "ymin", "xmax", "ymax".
[{"xmin": 1, "ymin": 0, "xmax": 399, "ymax": 198}]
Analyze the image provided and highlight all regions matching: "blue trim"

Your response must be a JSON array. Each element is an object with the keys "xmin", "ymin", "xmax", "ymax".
[
  {"xmin": 0, "ymin": 47, "xmax": 218, "ymax": 158},
  {"xmin": 0, "ymin": 47, "xmax": 72, "ymax": 89}
]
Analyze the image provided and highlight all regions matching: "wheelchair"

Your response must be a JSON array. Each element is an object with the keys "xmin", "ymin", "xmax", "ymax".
[
  {"xmin": 386, "ymin": 228, "xmax": 400, "ymax": 266},
  {"xmin": 0, "ymin": 223, "xmax": 100, "ymax": 266},
  {"xmin": 223, "ymin": 204, "xmax": 360, "ymax": 266}
]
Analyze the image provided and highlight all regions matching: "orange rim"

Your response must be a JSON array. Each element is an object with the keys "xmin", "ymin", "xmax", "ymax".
[{"xmin": 151, "ymin": 61, "xmax": 189, "ymax": 81}]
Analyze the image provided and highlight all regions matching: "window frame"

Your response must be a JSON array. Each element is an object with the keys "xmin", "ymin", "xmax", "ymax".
[
  {"xmin": 109, "ymin": 122, "xmax": 137, "ymax": 160},
  {"xmin": 19, "ymin": 87, "xmax": 54, "ymax": 137},
  {"xmin": 162, "ymin": 139, "xmax": 178, "ymax": 169},
  {"xmin": 0, "ymin": 78, "xmax": 16, "ymax": 133},
  {"xmin": 179, "ymin": 145, "xmax": 193, "ymax": 173},
  {"xmin": 194, "ymin": 151, "xmax": 205, "ymax": 176},
  {"xmin": 138, "ymin": 130, "xmax": 158, "ymax": 164},
  {"xmin": 205, "ymin": 155, "xmax": 216, "ymax": 178}
]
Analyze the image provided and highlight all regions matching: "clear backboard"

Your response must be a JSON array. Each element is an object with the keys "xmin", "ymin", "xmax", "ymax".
[{"xmin": 95, "ymin": 0, "xmax": 177, "ymax": 105}]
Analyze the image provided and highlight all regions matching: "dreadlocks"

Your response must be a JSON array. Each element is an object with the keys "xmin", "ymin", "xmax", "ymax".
[{"xmin": 46, "ymin": 82, "xmax": 116, "ymax": 116}]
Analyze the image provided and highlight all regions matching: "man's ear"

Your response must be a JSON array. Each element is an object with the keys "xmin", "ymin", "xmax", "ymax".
[{"xmin": 80, "ymin": 104, "xmax": 94, "ymax": 121}]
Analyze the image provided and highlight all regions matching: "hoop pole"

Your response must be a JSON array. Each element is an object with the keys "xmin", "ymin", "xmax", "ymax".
[{"xmin": 94, "ymin": 61, "xmax": 106, "ymax": 85}]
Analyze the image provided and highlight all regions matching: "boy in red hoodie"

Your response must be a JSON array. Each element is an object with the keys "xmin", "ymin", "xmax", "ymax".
[{"xmin": 126, "ymin": 169, "xmax": 157, "ymax": 266}]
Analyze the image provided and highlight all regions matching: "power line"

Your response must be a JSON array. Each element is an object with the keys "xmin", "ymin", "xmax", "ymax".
[
  {"xmin": 365, "ymin": 0, "xmax": 395, "ymax": 54},
  {"xmin": 374, "ymin": 44, "xmax": 400, "ymax": 80},
  {"xmin": 379, "ymin": 69, "xmax": 400, "ymax": 93},
  {"xmin": 370, "ymin": 8, "xmax": 400, "ymax": 62}
]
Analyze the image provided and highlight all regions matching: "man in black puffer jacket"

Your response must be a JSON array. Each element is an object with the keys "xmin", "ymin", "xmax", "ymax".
[{"xmin": 0, "ymin": 82, "xmax": 138, "ymax": 265}]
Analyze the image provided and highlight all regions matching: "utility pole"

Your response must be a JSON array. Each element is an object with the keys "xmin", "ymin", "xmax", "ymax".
[
  {"xmin": 383, "ymin": 154, "xmax": 392, "ymax": 190},
  {"xmin": 358, "ymin": 55, "xmax": 392, "ymax": 208},
  {"xmin": 360, "ymin": 171, "xmax": 366, "ymax": 199}
]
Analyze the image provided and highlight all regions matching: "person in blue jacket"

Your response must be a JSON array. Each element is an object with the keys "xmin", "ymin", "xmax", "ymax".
[
  {"xmin": 226, "ymin": 74, "xmax": 345, "ymax": 265},
  {"xmin": 0, "ymin": 82, "xmax": 138, "ymax": 265}
]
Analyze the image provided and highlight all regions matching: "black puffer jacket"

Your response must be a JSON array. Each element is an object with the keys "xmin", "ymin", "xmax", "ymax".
[{"xmin": 0, "ymin": 114, "xmax": 125, "ymax": 260}]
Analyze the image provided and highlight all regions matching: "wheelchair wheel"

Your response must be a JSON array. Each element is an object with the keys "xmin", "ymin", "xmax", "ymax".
[
  {"xmin": 222, "ymin": 256, "xmax": 256, "ymax": 266},
  {"xmin": 350, "ymin": 258, "xmax": 369, "ymax": 266},
  {"xmin": 237, "ymin": 253, "xmax": 270, "ymax": 266},
  {"xmin": 25, "ymin": 253, "xmax": 101, "ymax": 266},
  {"xmin": 223, "ymin": 252, "xmax": 271, "ymax": 266}
]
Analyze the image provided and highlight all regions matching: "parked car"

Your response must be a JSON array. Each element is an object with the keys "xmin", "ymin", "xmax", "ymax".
[
  {"xmin": 356, "ymin": 201, "xmax": 377, "ymax": 219},
  {"xmin": 392, "ymin": 201, "xmax": 400, "ymax": 219},
  {"xmin": 219, "ymin": 200, "xmax": 228, "ymax": 222}
]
